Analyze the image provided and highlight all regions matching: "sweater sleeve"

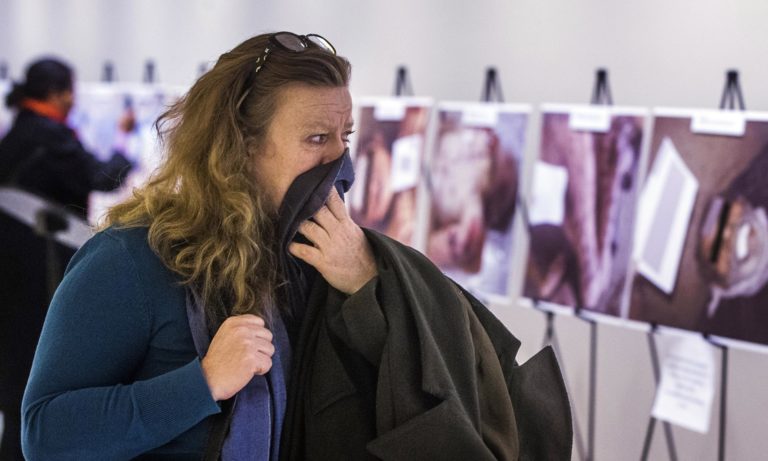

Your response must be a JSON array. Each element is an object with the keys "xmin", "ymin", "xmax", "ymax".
[{"xmin": 21, "ymin": 232, "xmax": 220, "ymax": 461}]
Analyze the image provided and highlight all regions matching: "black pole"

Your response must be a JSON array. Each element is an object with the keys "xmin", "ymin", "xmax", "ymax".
[
  {"xmin": 0, "ymin": 61, "xmax": 8, "ymax": 80},
  {"xmin": 393, "ymin": 66, "xmax": 413, "ymax": 97},
  {"xmin": 640, "ymin": 326, "xmax": 678, "ymax": 461},
  {"xmin": 590, "ymin": 68, "xmax": 613, "ymax": 105},
  {"xmin": 481, "ymin": 67, "xmax": 504, "ymax": 103},
  {"xmin": 717, "ymin": 343, "xmax": 728, "ymax": 461},
  {"xmin": 143, "ymin": 59, "xmax": 156, "ymax": 84},
  {"xmin": 102, "ymin": 61, "xmax": 115, "ymax": 83},
  {"xmin": 198, "ymin": 62, "xmax": 210, "ymax": 77},
  {"xmin": 535, "ymin": 303, "xmax": 587, "ymax": 461},
  {"xmin": 587, "ymin": 319, "xmax": 597, "ymax": 461},
  {"xmin": 719, "ymin": 69, "xmax": 745, "ymax": 111}
]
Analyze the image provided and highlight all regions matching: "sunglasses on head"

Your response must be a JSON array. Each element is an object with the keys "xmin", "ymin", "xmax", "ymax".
[
  {"xmin": 237, "ymin": 32, "xmax": 336, "ymax": 110},
  {"xmin": 254, "ymin": 32, "xmax": 336, "ymax": 74}
]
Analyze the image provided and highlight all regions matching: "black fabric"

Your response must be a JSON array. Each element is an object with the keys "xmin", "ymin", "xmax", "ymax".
[
  {"xmin": 0, "ymin": 109, "xmax": 132, "ymax": 220},
  {"xmin": 274, "ymin": 149, "xmax": 354, "ymax": 345},
  {"xmin": 0, "ymin": 211, "xmax": 76, "ymax": 461},
  {"xmin": 280, "ymin": 229, "xmax": 573, "ymax": 461}
]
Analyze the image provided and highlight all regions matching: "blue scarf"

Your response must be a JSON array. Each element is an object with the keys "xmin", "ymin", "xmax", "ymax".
[{"xmin": 185, "ymin": 149, "xmax": 355, "ymax": 460}]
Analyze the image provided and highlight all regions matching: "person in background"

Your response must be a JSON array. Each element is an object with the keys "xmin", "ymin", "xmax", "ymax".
[
  {"xmin": 0, "ymin": 57, "xmax": 134, "ymax": 220},
  {"xmin": 0, "ymin": 57, "xmax": 134, "ymax": 461}
]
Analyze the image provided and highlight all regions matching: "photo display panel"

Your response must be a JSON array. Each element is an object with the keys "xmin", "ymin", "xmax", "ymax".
[
  {"xmin": 68, "ymin": 82, "xmax": 185, "ymax": 224},
  {"xmin": 426, "ymin": 102, "xmax": 530, "ymax": 297},
  {"xmin": 349, "ymin": 97, "xmax": 433, "ymax": 246},
  {"xmin": 523, "ymin": 104, "xmax": 647, "ymax": 315},
  {"xmin": 629, "ymin": 108, "xmax": 768, "ymax": 346}
]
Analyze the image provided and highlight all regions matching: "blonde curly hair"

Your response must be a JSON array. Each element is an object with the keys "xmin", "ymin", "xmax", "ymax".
[{"xmin": 105, "ymin": 33, "xmax": 350, "ymax": 322}]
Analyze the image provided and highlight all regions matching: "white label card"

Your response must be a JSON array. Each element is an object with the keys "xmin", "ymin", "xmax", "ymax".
[
  {"xmin": 568, "ymin": 107, "xmax": 611, "ymax": 132},
  {"xmin": 461, "ymin": 105, "xmax": 500, "ymax": 127},
  {"xmin": 691, "ymin": 112, "xmax": 746, "ymax": 137},
  {"xmin": 651, "ymin": 334, "xmax": 716, "ymax": 434},
  {"xmin": 374, "ymin": 100, "xmax": 406, "ymax": 121},
  {"xmin": 390, "ymin": 134, "xmax": 422, "ymax": 192}
]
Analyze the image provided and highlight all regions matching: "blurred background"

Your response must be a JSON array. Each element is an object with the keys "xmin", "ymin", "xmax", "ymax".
[{"xmin": 2, "ymin": 0, "xmax": 768, "ymax": 459}]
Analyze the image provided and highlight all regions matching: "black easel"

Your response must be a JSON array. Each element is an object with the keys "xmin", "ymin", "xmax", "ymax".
[
  {"xmin": 591, "ymin": 68, "xmax": 612, "ymax": 105},
  {"xmin": 719, "ymin": 69, "xmax": 745, "ymax": 111},
  {"xmin": 0, "ymin": 61, "xmax": 8, "ymax": 80},
  {"xmin": 102, "ymin": 61, "xmax": 116, "ymax": 83},
  {"xmin": 700, "ymin": 70, "xmax": 742, "ymax": 461},
  {"xmin": 534, "ymin": 302, "xmax": 589, "ymax": 461},
  {"xmin": 198, "ymin": 62, "xmax": 210, "ymax": 78},
  {"xmin": 481, "ymin": 67, "xmax": 504, "ymax": 103},
  {"xmin": 393, "ymin": 66, "xmax": 414, "ymax": 97},
  {"xmin": 517, "ymin": 191, "xmax": 588, "ymax": 460},
  {"xmin": 705, "ymin": 335, "xmax": 728, "ymax": 461},
  {"xmin": 639, "ymin": 324, "xmax": 679, "ymax": 461},
  {"xmin": 641, "ymin": 71, "xmax": 742, "ymax": 461},
  {"xmin": 143, "ymin": 59, "xmax": 156, "ymax": 84}
]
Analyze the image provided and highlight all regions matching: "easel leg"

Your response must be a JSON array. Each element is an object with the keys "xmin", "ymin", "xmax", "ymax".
[
  {"xmin": 640, "ymin": 329, "xmax": 678, "ymax": 460},
  {"xmin": 540, "ymin": 309, "xmax": 587, "ymax": 461}
]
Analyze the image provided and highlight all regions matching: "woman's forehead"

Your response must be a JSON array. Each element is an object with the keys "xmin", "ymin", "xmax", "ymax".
[{"xmin": 273, "ymin": 85, "xmax": 353, "ymax": 126}]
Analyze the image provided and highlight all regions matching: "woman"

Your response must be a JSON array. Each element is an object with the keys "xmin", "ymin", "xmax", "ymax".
[
  {"xmin": 23, "ymin": 32, "xmax": 571, "ymax": 461},
  {"xmin": 0, "ymin": 57, "xmax": 134, "ymax": 220},
  {"xmin": 21, "ymin": 32, "xmax": 371, "ymax": 460}
]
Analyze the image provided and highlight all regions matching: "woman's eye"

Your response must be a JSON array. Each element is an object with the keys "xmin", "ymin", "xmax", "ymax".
[
  {"xmin": 308, "ymin": 134, "xmax": 327, "ymax": 144},
  {"xmin": 342, "ymin": 130, "xmax": 356, "ymax": 144}
]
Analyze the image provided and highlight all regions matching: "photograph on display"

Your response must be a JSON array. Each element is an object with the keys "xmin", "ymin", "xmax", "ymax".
[
  {"xmin": 628, "ymin": 109, "xmax": 768, "ymax": 346},
  {"xmin": 0, "ymin": 80, "xmax": 12, "ymax": 137},
  {"xmin": 348, "ymin": 97, "xmax": 432, "ymax": 246},
  {"xmin": 425, "ymin": 102, "xmax": 528, "ymax": 297},
  {"xmin": 68, "ymin": 82, "xmax": 183, "ymax": 224},
  {"xmin": 523, "ymin": 105, "xmax": 646, "ymax": 315}
]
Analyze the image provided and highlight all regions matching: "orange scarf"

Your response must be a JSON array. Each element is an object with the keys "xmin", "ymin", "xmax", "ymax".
[{"xmin": 21, "ymin": 98, "xmax": 68, "ymax": 124}]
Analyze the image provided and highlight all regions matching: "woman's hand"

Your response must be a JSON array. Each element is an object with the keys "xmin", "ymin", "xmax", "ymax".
[
  {"xmin": 290, "ymin": 187, "xmax": 378, "ymax": 294},
  {"xmin": 201, "ymin": 314, "xmax": 274, "ymax": 401}
]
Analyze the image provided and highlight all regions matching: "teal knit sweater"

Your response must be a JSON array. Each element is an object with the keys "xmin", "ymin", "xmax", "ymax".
[{"xmin": 21, "ymin": 227, "xmax": 221, "ymax": 460}]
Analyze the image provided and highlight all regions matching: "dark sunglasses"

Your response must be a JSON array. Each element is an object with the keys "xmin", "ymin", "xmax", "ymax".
[
  {"xmin": 254, "ymin": 32, "xmax": 336, "ymax": 75},
  {"xmin": 237, "ymin": 32, "xmax": 336, "ymax": 110}
]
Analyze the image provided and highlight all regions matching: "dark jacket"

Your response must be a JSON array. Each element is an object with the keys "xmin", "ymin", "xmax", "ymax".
[
  {"xmin": 0, "ymin": 109, "xmax": 131, "ymax": 219},
  {"xmin": 280, "ymin": 229, "xmax": 573, "ymax": 461}
]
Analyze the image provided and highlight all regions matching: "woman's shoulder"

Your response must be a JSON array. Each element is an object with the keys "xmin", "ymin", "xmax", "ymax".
[{"xmin": 74, "ymin": 226, "xmax": 168, "ymax": 277}]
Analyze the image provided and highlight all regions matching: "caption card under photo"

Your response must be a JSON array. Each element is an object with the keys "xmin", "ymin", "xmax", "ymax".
[
  {"xmin": 633, "ymin": 138, "xmax": 698, "ymax": 294},
  {"xmin": 651, "ymin": 333, "xmax": 716, "ymax": 434}
]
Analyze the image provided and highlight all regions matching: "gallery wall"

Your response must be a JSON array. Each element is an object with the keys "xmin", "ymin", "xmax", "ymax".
[{"xmin": 2, "ymin": 0, "xmax": 768, "ymax": 459}]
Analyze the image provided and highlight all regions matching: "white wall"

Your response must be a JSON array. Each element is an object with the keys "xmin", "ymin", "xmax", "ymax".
[{"xmin": 3, "ymin": 1, "xmax": 768, "ymax": 459}]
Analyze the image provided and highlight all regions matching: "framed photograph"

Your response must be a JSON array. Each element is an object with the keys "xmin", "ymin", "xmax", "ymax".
[
  {"xmin": 425, "ymin": 101, "xmax": 530, "ymax": 297},
  {"xmin": 523, "ymin": 104, "xmax": 647, "ymax": 316},
  {"xmin": 68, "ymin": 82, "xmax": 184, "ymax": 224},
  {"xmin": 348, "ymin": 97, "xmax": 433, "ymax": 246},
  {"xmin": 628, "ymin": 108, "xmax": 768, "ymax": 346}
]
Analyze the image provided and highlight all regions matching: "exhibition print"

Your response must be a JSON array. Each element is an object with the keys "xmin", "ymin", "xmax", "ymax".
[
  {"xmin": 68, "ymin": 82, "xmax": 183, "ymax": 224},
  {"xmin": 523, "ymin": 104, "xmax": 647, "ymax": 315},
  {"xmin": 629, "ymin": 109, "xmax": 768, "ymax": 346},
  {"xmin": 426, "ymin": 102, "xmax": 529, "ymax": 297},
  {"xmin": 349, "ymin": 97, "xmax": 432, "ymax": 246}
]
